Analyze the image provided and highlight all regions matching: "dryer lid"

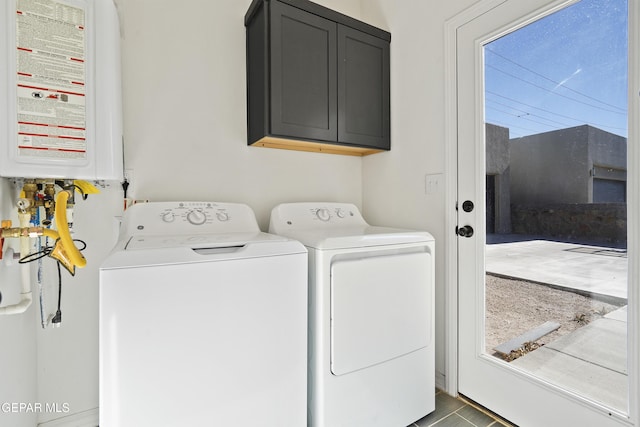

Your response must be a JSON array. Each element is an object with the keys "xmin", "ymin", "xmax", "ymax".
[
  {"xmin": 269, "ymin": 202, "xmax": 434, "ymax": 249},
  {"xmin": 281, "ymin": 226, "xmax": 433, "ymax": 250}
]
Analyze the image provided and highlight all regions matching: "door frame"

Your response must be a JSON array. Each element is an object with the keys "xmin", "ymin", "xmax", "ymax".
[{"xmin": 443, "ymin": 0, "xmax": 640, "ymax": 424}]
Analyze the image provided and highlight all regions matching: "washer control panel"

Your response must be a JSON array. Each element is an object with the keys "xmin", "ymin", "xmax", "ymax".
[
  {"xmin": 269, "ymin": 202, "xmax": 368, "ymax": 231},
  {"xmin": 121, "ymin": 201, "xmax": 261, "ymax": 237}
]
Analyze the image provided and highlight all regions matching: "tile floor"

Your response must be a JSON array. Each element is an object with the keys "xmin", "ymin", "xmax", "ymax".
[{"xmin": 408, "ymin": 390, "xmax": 515, "ymax": 427}]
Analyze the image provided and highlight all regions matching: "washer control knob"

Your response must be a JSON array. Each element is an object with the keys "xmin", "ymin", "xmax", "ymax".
[
  {"xmin": 216, "ymin": 211, "xmax": 229, "ymax": 222},
  {"xmin": 316, "ymin": 208, "xmax": 331, "ymax": 222},
  {"xmin": 187, "ymin": 209, "xmax": 207, "ymax": 225},
  {"xmin": 335, "ymin": 208, "xmax": 345, "ymax": 218},
  {"xmin": 161, "ymin": 211, "xmax": 175, "ymax": 223}
]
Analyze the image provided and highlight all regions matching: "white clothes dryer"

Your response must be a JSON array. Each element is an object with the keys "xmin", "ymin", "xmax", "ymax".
[
  {"xmin": 100, "ymin": 202, "xmax": 307, "ymax": 427},
  {"xmin": 269, "ymin": 202, "xmax": 435, "ymax": 427}
]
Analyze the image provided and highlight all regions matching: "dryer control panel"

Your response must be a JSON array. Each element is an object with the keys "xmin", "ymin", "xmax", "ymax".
[
  {"xmin": 120, "ymin": 202, "xmax": 261, "ymax": 237},
  {"xmin": 269, "ymin": 202, "xmax": 368, "ymax": 231}
]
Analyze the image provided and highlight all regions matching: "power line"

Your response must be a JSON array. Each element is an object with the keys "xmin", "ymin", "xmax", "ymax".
[
  {"xmin": 485, "ymin": 91, "xmax": 628, "ymax": 133},
  {"xmin": 486, "ymin": 106, "xmax": 561, "ymax": 130},
  {"xmin": 486, "ymin": 64, "xmax": 626, "ymax": 115},
  {"xmin": 485, "ymin": 99, "xmax": 577, "ymax": 128},
  {"xmin": 486, "ymin": 47, "xmax": 626, "ymax": 113},
  {"xmin": 485, "ymin": 118, "xmax": 538, "ymax": 137}
]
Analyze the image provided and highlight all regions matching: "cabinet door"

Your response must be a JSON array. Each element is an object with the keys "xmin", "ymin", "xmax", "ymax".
[
  {"xmin": 338, "ymin": 25, "xmax": 390, "ymax": 149},
  {"xmin": 270, "ymin": 1, "xmax": 337, "ymax": 142}
]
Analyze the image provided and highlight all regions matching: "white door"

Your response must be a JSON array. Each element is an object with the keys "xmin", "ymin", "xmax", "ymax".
[{"xmin": 456, "ymin": 0, "xmax": 638, "ymax": 425}]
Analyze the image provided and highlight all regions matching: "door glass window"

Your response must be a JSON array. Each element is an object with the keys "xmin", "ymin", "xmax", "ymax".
[{"xmin": 484, "ymin": 0, "xmax": 628, "ymax": 412}]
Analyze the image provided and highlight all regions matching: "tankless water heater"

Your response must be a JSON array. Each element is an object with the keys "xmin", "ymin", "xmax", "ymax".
[{"xmin": 0, "ymin": 0, "xmax": 122, "ymax": 180}]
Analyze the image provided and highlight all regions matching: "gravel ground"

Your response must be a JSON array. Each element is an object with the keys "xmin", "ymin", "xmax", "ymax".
[{"xmin": 485, "ymin": 274, "xmax": 624, "ymax": 357}]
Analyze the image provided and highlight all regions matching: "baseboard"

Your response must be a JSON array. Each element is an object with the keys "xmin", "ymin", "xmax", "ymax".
[{"xmin": 38, "ymin": 408, "xmax": 98, "ymax": 427}]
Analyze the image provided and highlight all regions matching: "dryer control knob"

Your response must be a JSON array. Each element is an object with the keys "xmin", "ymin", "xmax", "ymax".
[
  {"xmin": 161, "ymin": 211, "xmax": 175, "ymax": 223},
  {"xmin": 335, "ymin": 208, "xmax": 345, "ymax": 218},
  {"xmin": 187, "ymin": 209, "xmax": 207, "ymax": 225},
  {"xmin": 316, "ymin": 208, "xmax": 331, "ymax": 221}
]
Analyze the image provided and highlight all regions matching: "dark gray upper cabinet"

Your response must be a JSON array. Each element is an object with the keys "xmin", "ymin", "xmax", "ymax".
[
  {"xmin": 338, "ymin": 25, "xmax": 390, "ymax": 149},
  {"xmin": 270, "ymin": 1, "xmax": 337, "ymax": 143},
  {"xmin": 245, "ymin": 0, "xmax": 391, "ymax": 156}
]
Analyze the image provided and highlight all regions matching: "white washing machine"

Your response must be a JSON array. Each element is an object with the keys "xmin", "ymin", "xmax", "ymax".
[
  {"xmin": 99, "ymin": 202, "xmax": 307, "ymax": 427},
  {"xmin": 269, "ymin": 202, "xmax": 435, "ymax": 427}
]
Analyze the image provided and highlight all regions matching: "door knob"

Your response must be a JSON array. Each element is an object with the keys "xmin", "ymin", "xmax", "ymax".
[{"xmin": 457, "ymin": 225, "xmax": 474, "ymax": 238}]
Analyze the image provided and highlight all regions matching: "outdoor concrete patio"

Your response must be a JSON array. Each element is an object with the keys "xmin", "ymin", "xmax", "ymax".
[
  {"xmin": 486, "ymin": 237, "xmax": 628, "ymax": 413},
  {"xmin": 486, "ymin": 237, "xmax": 627, "ymax": 301}
]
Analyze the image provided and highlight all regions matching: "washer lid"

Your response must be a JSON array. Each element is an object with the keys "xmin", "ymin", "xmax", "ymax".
[
  {"xmin": 101, "ymin": 234, "xmax": 306, "ymax": 270},
  {"xmin": 273, "ymin": 226, "xmax": 434, "ymax": 250},
  {"xmin": 124, "ymin": 231, "xmax": 285, "ymax": 251}
]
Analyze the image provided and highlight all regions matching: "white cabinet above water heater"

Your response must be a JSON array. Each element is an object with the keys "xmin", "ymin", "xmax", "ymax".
[{"xmin": 0, "ymin": 0, "xmax": 123, "ymax": 181}]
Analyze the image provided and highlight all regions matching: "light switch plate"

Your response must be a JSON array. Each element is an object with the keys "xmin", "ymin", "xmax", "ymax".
[{"xmin": 425, "ymin": 173, "xmax": 443, "ymax": 195}]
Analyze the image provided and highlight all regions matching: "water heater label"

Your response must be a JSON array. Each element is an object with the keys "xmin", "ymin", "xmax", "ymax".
[{"xmin": 15, "ymin": 0, "xmax": 87, "ymax": 160}]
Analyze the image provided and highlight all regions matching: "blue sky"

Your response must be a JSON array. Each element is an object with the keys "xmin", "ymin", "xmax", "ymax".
[{"xmin": 484, "ymin": 0, "xmax": 628, "ymax": 138}]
